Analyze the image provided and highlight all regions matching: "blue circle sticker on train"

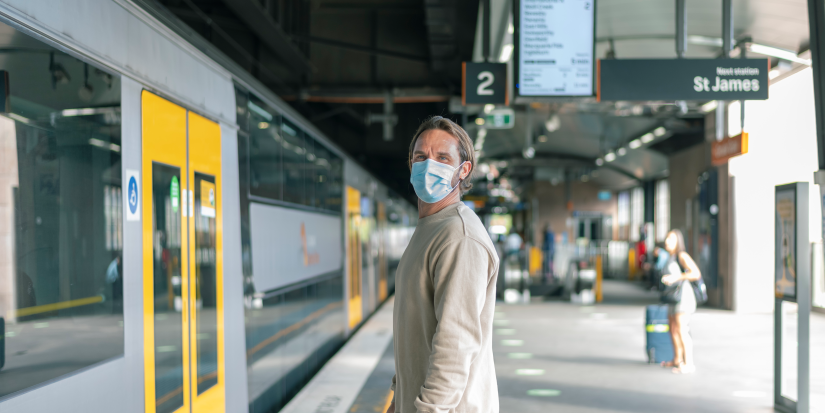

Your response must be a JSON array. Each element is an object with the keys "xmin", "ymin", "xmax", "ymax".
[{"xmin": 128, "ymin": 176, "xmax": 138, "ymax": 214}]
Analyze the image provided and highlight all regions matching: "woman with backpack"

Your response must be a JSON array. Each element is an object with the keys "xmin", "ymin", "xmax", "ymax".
[{"xmin": 660, "ymin": 229, "xmax": 704, "ymax": 374}]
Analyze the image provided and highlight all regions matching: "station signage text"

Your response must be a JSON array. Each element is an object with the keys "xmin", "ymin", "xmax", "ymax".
[{"xmin": 599, "ymin": 59, "xmax": 769, "ymax": 101}]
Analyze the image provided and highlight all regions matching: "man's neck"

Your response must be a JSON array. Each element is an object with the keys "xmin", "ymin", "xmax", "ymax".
[{"xmin": 418, "ymin": 190, "xmax": 461, "ymax": 219}]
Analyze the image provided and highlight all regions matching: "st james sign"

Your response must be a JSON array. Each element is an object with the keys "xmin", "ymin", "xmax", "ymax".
[{"xmin": 598, "ymin": 58, "xmax": 770, "ymax": 101}]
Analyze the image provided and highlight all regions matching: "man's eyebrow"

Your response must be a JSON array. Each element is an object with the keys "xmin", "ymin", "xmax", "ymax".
[{"xmin": 436, "ymin": 151, "xmax": 453, "ymax": 157}]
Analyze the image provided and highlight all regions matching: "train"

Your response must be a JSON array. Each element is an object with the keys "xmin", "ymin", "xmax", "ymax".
[{"xmin": 0, "ymin": 1, "xmax": 416, "ymax": 413}]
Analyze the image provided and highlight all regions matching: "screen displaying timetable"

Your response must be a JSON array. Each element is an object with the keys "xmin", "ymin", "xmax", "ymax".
[{"xmin": 517, "ymin": 0, "xmax": 595, "ymax": 97}]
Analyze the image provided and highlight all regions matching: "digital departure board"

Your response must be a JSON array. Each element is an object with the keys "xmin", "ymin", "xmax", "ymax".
[{"xmin": 516, "ymin": 0, "xmax": 595, "ymax": 97}]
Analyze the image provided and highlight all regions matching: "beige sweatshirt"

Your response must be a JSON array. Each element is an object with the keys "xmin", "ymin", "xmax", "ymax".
[{"xmin": 391, "ymin": 202, "xmax": 500, "ymax": 413}]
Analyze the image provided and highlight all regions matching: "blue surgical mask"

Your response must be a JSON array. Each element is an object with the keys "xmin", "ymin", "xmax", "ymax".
[{"xmin": 410, "ymin": 159, "xmax": 466, "ymax": 204}]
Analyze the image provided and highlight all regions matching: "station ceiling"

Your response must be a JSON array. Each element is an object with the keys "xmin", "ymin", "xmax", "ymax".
[{"xmin": 148, "ymin": 0, "xmax": 812, "ymax": 203}]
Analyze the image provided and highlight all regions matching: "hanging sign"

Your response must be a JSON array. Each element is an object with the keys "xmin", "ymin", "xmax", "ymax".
[
  {"xmin": 598, "ymin": 58, "xmax": 770, "ymax": 101},
  {"xmin": 125, "ymin": 169, "xmax": 140, "ymax": 221},
  {"xmin": 711, "ymin": 133, "xmax": 748, "ymax": 165},
  {"xmin": 515, "ymin": 0, "xmax": 595, "ymax": 97},
  {"xmin": 462, "ymin": 62, "xmax": 508, "ymax": 105},
  {"xmin": 483, "ymin": 108, "xmax": 515, "ymax": 129}
]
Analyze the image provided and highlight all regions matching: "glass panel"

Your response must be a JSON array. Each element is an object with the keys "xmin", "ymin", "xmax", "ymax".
[
  {"xmin": 152, "ymin": 163, "xmax": 184, "ymax": 413},
  {"xmin": 281, "ymin": 119, "xmax": 305, "ymax": 205},
  {"xmin": 248, "ymin": 98, "xmax": 282, "ymax": 201},
  {"xmin": 327, "ymin": 153, "xmax": 343, "ymax": 212},
  {"xmin": 194, "ymin": 173, "xmax": 218, "ymax": 394},
  {"xmin": 0, "ymin": 21, "xmax": 123, "ymax": 398},
  {"xmin": 304, "ymin": 134, "xmax": 315, "ymax": 208},
  {"xmin": 781, "ymin": 301, "xmax": 799, "ymax": 401}
]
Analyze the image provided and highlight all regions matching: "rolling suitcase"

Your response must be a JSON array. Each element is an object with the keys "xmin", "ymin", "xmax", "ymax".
[{"xmin": 645, "ymin": 304, "xmax": 673, "ymax": 364}]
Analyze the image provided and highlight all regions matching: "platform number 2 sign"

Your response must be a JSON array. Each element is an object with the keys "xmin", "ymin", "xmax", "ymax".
[{"xmin": 463, "ymin": 62, "xmax": 508, "ymax": 105}]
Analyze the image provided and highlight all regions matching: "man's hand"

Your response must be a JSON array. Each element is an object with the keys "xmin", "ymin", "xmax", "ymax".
[{"xmin": 386, "ymin": 401, "xmax": 395, "ymax": 413}]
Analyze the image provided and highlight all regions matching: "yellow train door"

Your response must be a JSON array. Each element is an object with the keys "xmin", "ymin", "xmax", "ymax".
[
  {"xmin": 142, "ymin": 91, "xmax": 225, "ymax": 413},
  {"xmin": 347, "ymin": 186, "xmax": 363, "ymax": 328}
]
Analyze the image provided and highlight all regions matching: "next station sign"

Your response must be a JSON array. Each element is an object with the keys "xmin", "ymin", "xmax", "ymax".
[{"xmin": 598, "ymin": 58, "xmax": 770, "ymax": 101}]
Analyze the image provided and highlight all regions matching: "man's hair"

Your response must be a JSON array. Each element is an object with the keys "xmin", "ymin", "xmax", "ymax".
[{"xmin": 408, "ymin": 116, "xmax": 475, "ymax": 195}]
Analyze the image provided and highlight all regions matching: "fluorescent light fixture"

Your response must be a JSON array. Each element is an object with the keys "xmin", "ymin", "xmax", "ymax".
[
  {"xmin": 749, "ymin": 43, "xmax": 811, "ymax": 65},
  {"xmin": 769, "ymin": 69, "xmax": 781, "ymax": 79},
  {"xmin": 8, "ymin": 113, "xmax": 35, "ymax": 125},
  {"xmin": 595, "ymin": 158, "xmax": 604, "ymax": 166},
  {"xmin": 604, "ymin": 152, "xmax": 616, "ymax": 162},
  {"xmin": 640, "ymin": 133, "xmax": 655, "ymax": 143},
  {"xmin": 490, "ymin": 225, "xmax": 507, "ymax": 235},
  {"xmin": 688, "ymin": 35, "xmax": 723, "ymax": 47},
  {"xmin": 617, "ymin": 147, "xmax": 627, "ymax": 156},
  {"xmin": 247, "ymin": 101, "xmax": 273, "ymax": 121},
  {"xmin": 500, "ymin": 44, "xmax": 514, "ymax": 62},
  {"xmin": 653, "ymin": 127, "xmax": 667, "ymax": 137},
  {"xmin": 484, "ymin": 104, "xmax": 495, "ymax": 113},
  {"xmin": 701, "ymin": 100, "xmax": 718, "ymax": 113},
  {"xmin": 60, "ymin": 107, "xmax": 119, "ymax": 117},
  {"xmin": 628, "ymin": 139, "xmax": 642, "ymax": 149},
  {"xmin": 508, "ymin": 22, "xmax": 514, "ymax": 34},
  {"xmin": 88, "ymin": 138, "xmax": 121, "ymax": 153}
]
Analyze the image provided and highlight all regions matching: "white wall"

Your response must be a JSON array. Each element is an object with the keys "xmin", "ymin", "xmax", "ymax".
[{"xmin": 729, "ymin": 68, "xmax": 821, "ymax": 313}]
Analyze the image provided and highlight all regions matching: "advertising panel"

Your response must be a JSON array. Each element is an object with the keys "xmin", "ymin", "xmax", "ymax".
[
  {"xmin": 516, "ymin": 0, "xmax": 595, "ymax": 97},
  {"xmin": 775, "ymin": 187, "xmax": 797, "ymax": 300},
  {"xmin": 250, "ymin": 203, "xmax": 342, "ymax": 292}
]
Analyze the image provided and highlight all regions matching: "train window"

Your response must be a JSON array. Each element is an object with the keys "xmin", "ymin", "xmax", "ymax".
[
  {"xmin": 326, "ymin": 152, "xmax": 344, "ymax": 212},
  {"xmin": 248, "ymin": 97, "xmax": 283, "ymax": 201},
  {"xmin": 304, "ymin": 133, "xmax": 315, "ymax": 207},
  {"xmin": 0, "ymin": 21, "xmax": 123, "ymax": 397},
  {"xmin": 280, "ymin": 119, "xmax": 306, "ymax": 205}
]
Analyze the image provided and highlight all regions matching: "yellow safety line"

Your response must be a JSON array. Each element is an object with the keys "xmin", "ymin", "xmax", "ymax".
[
  {"xmin": 16, "ymin": 295, "xmax": 104, "ymax": 317},
  {"xmin": 382, "ymin": 391, "xmax": 394, "ymax": 413},
  {"xmin": 246, "ymin": 301, "xmax": 342, "ymax": 358}
]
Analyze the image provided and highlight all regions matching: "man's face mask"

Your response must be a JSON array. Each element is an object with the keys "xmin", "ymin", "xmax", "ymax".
[{"xmin": 410, "ymin": 159, "xmax": 466, "ymax": 204}]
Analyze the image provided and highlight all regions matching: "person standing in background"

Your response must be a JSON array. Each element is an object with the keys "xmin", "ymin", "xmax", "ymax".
[{"xmin": 542, "ymin": 223, "xmax": 555, "ymax": 282}]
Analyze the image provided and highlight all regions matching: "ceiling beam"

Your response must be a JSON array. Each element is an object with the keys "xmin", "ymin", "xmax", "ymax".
[
  {"xmin": 290, "ymin": 34, "xmax": 429, "ymax": 62},
  {"xmin": 217, "ymin": 0, "xmax": 314, "ymax": 74}
]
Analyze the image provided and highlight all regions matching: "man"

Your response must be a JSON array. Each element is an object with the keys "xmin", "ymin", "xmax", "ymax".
[
  {"xmin": 388, "ymin": 116, "xmax": 500, "ymax": 413},
  {"xmin": 542, "ymin": 223, "xmax": 555, "ymax": 282}
]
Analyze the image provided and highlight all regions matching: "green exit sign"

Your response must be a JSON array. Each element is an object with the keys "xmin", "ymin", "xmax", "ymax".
[{"xmin": 484, "ymin": 108, "xmax": 515, "ymax": 129}]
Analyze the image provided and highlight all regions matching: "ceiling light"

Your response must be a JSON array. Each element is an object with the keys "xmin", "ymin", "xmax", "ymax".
[
  {"xmin": 248, "ymin": 101, "xmax": 273, "ymax": 121},
  {"xmin": 687, "ymin": 35, "xmax": 723, "ymax": 47},
  {"xmin": 258, "ymin": 121, "xmax": 269, "ymax": 129},
  {"xmin": 701, "ymin": 100, "xmax": 718, "ymax": 113},
  {"xmin": 749, "ymin": 43, "xmax": 811, "ymax": 65},
  {"xmin": 769, "ymin": 69, "xmax": 781, "ymax": 79},
  {"xmin": 628, "ymin": 139, "xmax": 642, "ymax": 149},
  {"xmin": 545, "ymin": 114, "xmax": 561, "ymax": 132},
  {"xmin": 595, "ymin": 158, "xmax": 604, "ymax": 166},
  {"xmin": 653, "ymin": 127, "xmax": 666, "ymax": 137},
  {"xmin": 88, "ymin": 138, "xmax": 121, "ymax": 153},
  {"xmin": 475, "ymin": 117, "xmax": 485, "ymax": 125},
  {"xmin": 604, "ymin": 152, "xmax": 616, "ymax": 162},
  {"xmin": 537, "ymin": 135, "xmax": 547, "ymax": 142},
  {"xmin": 640, "ymin": 133, "xmax": 655, "ymax": 143},
  {"xmin": 523, "ymin": 146, "xmax": 535, "ymax": 159},
  {"xmin": 508, "ymin": 22, "xmax": 514, "ymax": 34},
  {"xmin": 617, "ymin": 148, "xmax": 627, "ymax": 156},
  {"xmin": 484, "ymin": 104, "xmax": 495, "ymax": 113},
  {"xmin": 500, "ymin": 44, "xmax": 514, "ymax": 62}
]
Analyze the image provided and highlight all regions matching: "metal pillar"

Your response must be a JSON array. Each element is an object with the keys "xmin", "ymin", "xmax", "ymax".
[
  {"xmin": 675, "ymin": 0, "xmax": 687, "ymax": 58},
  {"xmin": 809, "ymin": 0, "xmax": 825, "ymax": 172},
  {"xmin": 483, "ymin": 0, "xmax": 491, "ymax": 62},
  {"xmin": 717, "ymin": 0, "xmax": 734, "ymax": 141}
]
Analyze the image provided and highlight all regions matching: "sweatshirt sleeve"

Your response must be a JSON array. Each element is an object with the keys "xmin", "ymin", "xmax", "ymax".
[{"xmin": 413, "ymin": 238, "xmax": 491, "ymax": 413}]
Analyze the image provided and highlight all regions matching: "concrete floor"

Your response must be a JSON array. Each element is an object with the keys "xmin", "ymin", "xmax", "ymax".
[
  {"xmin": 494, "ymin": 280, "xmax": 824, "ymax": 413},
  {"xmin": 348, "ymin": 280, "xmax": 825, "ymax": 412}
]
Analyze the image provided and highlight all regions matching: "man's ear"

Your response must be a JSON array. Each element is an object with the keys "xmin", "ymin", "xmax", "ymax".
[{"xmin": 461, "ymin": 161, "xmax": 472, "ymax": 179}]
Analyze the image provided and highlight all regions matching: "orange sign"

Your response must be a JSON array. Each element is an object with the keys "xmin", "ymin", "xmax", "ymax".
[
  {"xmin": 712, "ymin": 133, "xmax": 748, "ymax": 166},
  {"xmin": 300, "ymin": 222, "xmax": 320, "ymax": 266}
]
